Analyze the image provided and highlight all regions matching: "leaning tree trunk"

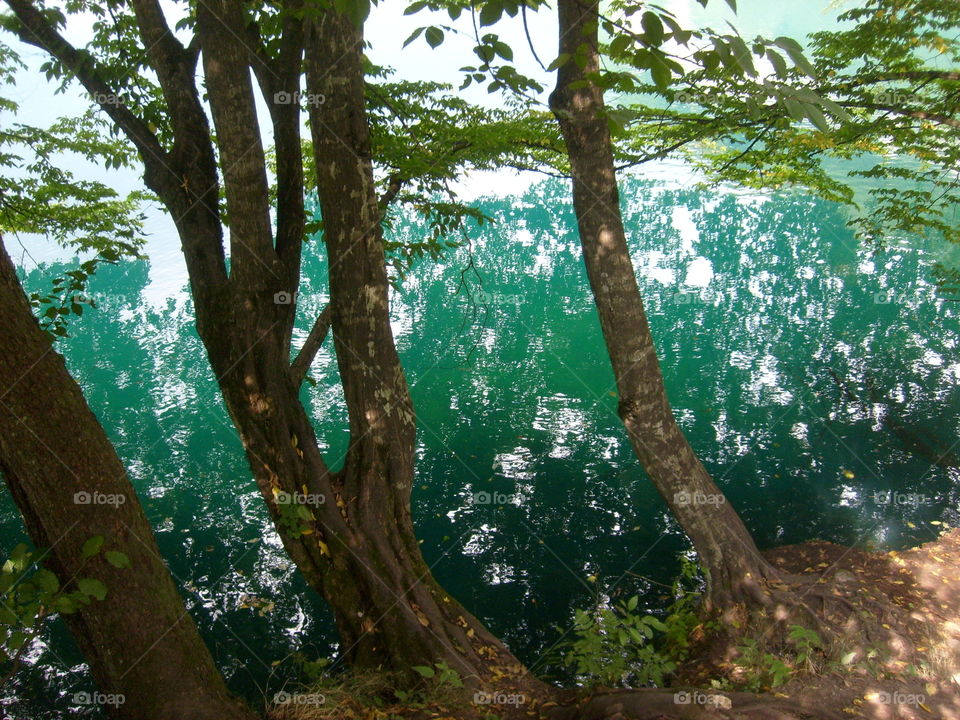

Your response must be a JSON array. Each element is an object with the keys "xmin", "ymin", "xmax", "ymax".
[
  {"xmin": 0, "ymin": 238, "xmax": 256, "ymax": 720},
  {"xmin": 549, "ymin": 0, "xmax": 780, "ymax": 613}
]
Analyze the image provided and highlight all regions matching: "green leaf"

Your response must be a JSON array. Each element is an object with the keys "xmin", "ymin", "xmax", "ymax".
[
  {"xmin": 609, "ymin": 34, "xmax": 632, "ymax": 57},
  {"xmin": 727, "ymin": 36, "xmax": 756, "ymax": 76},
  {"xmin": 402, "ymin": 27, "xmax": 424, "ymax": 48},
  {"xmin": 803, "ymin": 103, "xmax": 829, "ymax": 132},
  {"xmin": 643, "ymin": 616, "xmax": 669, "ymax": 632},
  {"xmin": 493, "ymin": 40, "xmax": 513, "ymax": 61},
  {"xmin": 77, "ymin": 577, "xmax": 107, "ymax": 601},
  {"xmin": 547, "ymin": 53, "xmax": 571, "ymax": 71},
  {"xmin": 650, "ymin": 57, "xmax": 672, "ymax": 91},
  {"xmin": 412, "ymin": 664, "xmax": 435, "ymax": 678},
  {"xmin": 7, "ymin": 630, "xmax": 27, "ymax": 652},
  {"xmin": 782, "ymin": 97, "xmax": 806, "ymax": 123},
  {"xmin": 817, "ymin": 95, "xmax": 852, "ymax": 122},
  {"xmin": 33, "ymin": 568, "xmax": 59, "ymax": 594},
  {"xmin": 104, "ymin": 550, "xmax": 130, "ymax": 569},
  {"xmin": 774, "ymin": 36, "xmax": 816, "ymax": 78},
  {"xmin": 81, "ymin": 535, "xmax": 104, "ymax": 558},
  {"xmin": 479, "ymin": 2, "xmax": 501, "ymax": 27},
  {"xmin": 627, "ymin": 595, "xmax": 639, "ymax": 611},
  {"xmin": 424, "ymin": 26, "xmax": 444, "ymax": 49},
  {"xmin": 640, "ymin": 12, "xmax": 664, "ymax": 47},
  {"xmin": 765, "ymin": 48, "xmax": 788, "ymax": 78}
]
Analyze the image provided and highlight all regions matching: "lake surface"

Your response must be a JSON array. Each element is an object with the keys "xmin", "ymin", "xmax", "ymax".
[{"xmin": 4, "ymin": 173, "xmax": 960, "ymax": 716}]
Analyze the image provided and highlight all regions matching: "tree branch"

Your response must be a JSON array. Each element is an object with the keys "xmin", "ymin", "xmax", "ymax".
[
  {"xmin": 842, "ymin": 101, "xmax": 960, "ymax": 129},
  {"xmin": 291, "ymin": 303, "xmax": 333, "ymax": 386},
  {"xmin": 5, "ymin": 0, "xmax": 230, "ymax": 297},
  {"xmin": 378, "ymin": 173, "xmax": 406, "ymax": 214},
  {"xmin": 4, "ymin": 0, "xmax": 167, "ymax": 177},
  {"xmin": 855, "ymin": 70, "xmax": 960, "ymax": 84}
]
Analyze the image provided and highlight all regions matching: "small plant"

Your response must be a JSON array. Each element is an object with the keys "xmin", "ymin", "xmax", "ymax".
[
  {"xmin": 787, "ymin": 624, "xmax": 824, "ymax": 673},
  {"xmin": 733, "ymin": 625, "xmax": 825, "ymax": 691},
  {"xmin": 562, "ymin": 595, "xmax": 676, "ymax": 688},
  {"xmin": 734, "ymin": 637, "xmax": 792, "ymax": 691},
  {"xmin": 659, "ymin": 556, "xmax": 712, "ymax": 663},
  {"xmin": 395, "ymin": 661, "xmax": 464, "ymax": 705},
  {"xmin": 556, "ymin": 555, "xmax": 711, "ymax": 689},
  {"xmin": 0, "ymin": 538, "xmax": 125, "ymax": 687}
]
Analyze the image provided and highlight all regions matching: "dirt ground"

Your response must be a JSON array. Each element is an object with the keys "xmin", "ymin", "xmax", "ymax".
[{"xmin": 269, "ymin": 527, "xmax": 960, "ymax": 720}]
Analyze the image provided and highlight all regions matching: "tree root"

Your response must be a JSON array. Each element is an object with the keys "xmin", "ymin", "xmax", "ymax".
[{"xmin": 547, "ymin": 688, "xmax": 844, "ymax": 720}]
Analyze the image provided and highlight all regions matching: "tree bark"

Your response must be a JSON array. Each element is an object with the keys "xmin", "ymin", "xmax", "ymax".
[
  {"xmin": 0, "ymin": 238, "xmax": 256, "ymax": 720},
  {"xmin": 549, "ymin": 0, "xmax": 780, "ymax": 613},
  {"xmin": 296, "ymin": 8, "xmax": 525, "ymax": 681}
]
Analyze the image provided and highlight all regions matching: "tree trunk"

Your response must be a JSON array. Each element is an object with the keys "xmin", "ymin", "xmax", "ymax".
[
  {"xmin": 549, "ymin": 0, "xmax": 779, "ymax": 613},
  {"xmin": 0, "ymin": 238, "xmax": 256, "ymax": 720},
  {"xmin": 288, "ymin": 8, "xmax": 524, "ymax": 681}
]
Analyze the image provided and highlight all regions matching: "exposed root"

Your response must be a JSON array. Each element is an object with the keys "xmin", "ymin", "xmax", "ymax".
[{"xmin": 547, "ymin": 688, "xmax": 843, "ymax": 720}]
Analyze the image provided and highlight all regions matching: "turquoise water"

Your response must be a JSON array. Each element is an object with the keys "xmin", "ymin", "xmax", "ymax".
[{"xmin": 4, "ymin": 174, "xmax": 960, "ymax": 715}]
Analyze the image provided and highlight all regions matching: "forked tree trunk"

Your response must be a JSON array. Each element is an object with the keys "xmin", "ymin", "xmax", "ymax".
[
  {"xmin": 0, "ymin": 238, "xmax": 256, "ymax": 720},
  {"xmin": 293, "ymin": 9, "xmax": 524, "ymax": 681},
  {"xmin": 549, "ymin": 0, "xmax": 779, "ymax": 613},
  {"xmin": 6, "ymin": 0, "xmax": 518, "ymax": 684}
]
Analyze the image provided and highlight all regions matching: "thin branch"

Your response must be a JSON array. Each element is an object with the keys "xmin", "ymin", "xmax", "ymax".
[
  {"xmin": 291, "ymin": 303, "xmax": 333, "ymax": 385},
  {"xmin": 4, "ymin": 0, "xmax": 167, "ymax": 175},
  {"xmin": 715, "ymin": 121, "xmax": 776, "ymax": 174},
  {"xmin": 378, "ymin": 173, "xmax": 406, "ymax": 215},
  {"xmin": 854, "ymin": 70, "xmax": 960, "ymax": 84},
  {"xmin": 521, "ymin": 3, "xmax": 547, "ymax": 71},
  {"xmin": 841, "ymin": 101, "xmax": 960, "ymax": 129}
]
